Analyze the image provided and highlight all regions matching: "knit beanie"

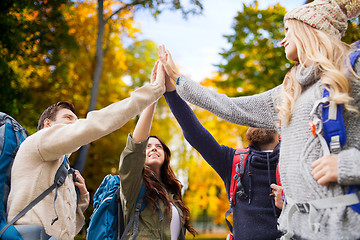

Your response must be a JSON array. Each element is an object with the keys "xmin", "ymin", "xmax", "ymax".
[{"xmin": 284, "ymin": 0, "xmax": 360, "ymax": 39}]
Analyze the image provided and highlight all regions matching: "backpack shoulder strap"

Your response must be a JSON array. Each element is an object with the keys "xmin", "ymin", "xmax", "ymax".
[
  {"xmin": 321, "ymin": 41, "xmax": 360, "ymax": 154},
  {"xmin": 225, "ymin": 147, "xmax": 249, "ymax": 236},
  {"xmin": 0, "ymin": 157, "xmax": 71, "ymax": 237},
  {"xmin": 321, "ymin": 88, "xmax": 347, "ymax": 154},
  {"xmin": 136, "ymin": 183, "xmax": 146, "ymax": 211},
  {"xmin": 229, "ymin": 147, "xmax": 249, "ymax": 206},
  {"xmin": 318, "ymin": 42, "xmax": 360, "ymax": 214},
  {"xmin": 119, "ymin": 183, "xmax": 146, "ymax": 240},
  {"xmin": 320, "ymin": 40, "xmax": 360, "ymax": 153}
]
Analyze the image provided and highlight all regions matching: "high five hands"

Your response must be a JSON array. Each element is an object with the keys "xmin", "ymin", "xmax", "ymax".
[
  {"xmin": 157, "ymin": 45, "xmax": 180, "ymax": 92},
  {"xmin": 151, "ymin": 59, "xmax": 166, "ymax": 94},
  {"xmin": 158, "ymin": 45, "xmax": 180, "ymax": 81},
  {"xmin": 154, "ymin": 45, "xmax": 341, "ymax": 188}
]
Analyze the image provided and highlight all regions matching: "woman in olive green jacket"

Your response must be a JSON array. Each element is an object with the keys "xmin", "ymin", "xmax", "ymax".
[{"xmin": 118, "ymin": 62, "xmax": 196, "ymax": 240}]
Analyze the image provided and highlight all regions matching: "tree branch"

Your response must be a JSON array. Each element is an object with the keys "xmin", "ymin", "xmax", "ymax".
[{"xmin": 105, "ymin": 0, "xmax": 148, "ymax": 24}]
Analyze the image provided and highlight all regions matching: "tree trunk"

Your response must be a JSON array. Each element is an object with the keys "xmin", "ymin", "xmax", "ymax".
[
  {"xmin": 74, "ymin": 0, "xmax": 105, "ymax": 172},
  {"xmin": 89, "ymin": 0, "xmax": 105, "ymax": 111}
]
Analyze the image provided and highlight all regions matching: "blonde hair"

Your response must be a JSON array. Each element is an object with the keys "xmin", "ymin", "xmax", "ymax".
[{"xmin": 277, "ymin": 20, "xmax": 358, "ymax": 125}]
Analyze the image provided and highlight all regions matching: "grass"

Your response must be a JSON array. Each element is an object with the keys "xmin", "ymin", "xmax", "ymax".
[{"xmin": 186, "ymin": 233, "xmax": 228, "ymax": 239}]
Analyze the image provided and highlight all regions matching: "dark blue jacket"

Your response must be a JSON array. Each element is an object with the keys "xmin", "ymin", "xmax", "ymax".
[{"xmin": 165, "ymin": 90, "xmax": 281, "ymax": 240}]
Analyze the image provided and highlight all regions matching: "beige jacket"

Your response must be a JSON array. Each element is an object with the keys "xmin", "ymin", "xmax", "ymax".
[{"xmin": 7, "ymin": 82, "xmax": 164, "ymax": 240}]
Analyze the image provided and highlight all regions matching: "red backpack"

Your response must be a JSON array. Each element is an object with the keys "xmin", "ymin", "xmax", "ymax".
[
  {"xmin": 229, "ymin": 148, "xmax": 249, "ymax": 206},
  {"xmin": 225, "ymin": 148, "xmax": 249, "ymax": 240}
]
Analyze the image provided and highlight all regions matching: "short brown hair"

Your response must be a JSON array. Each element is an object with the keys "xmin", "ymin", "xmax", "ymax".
[
  {"xmin": 246, "ymin": 127, "xmax": 278, "ymax": 148},
  {"xmin": 37, "ymin": 101, "xmax": 75, "ymax": 131}
]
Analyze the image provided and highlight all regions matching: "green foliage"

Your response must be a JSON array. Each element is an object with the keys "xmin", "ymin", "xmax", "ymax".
[
  {"xmin": 125, "ymin": 40, "xmax": 159, "ymax": 87},
  {"xmin": 216, "ymin": 1, "xmax": 290, "ymax": 97},
  {"xmin": 127, "ymin": 0, "xmax": 204, "ymax": 19},
  {"xmin": 343, "ymin": 18, "xmax": 360, "ymax": 44},
  {"xmin": 0, "ymin": 0, "xmax": 77, "ymax": 119}
]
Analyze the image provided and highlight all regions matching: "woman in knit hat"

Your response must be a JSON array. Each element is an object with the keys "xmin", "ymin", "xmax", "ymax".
[{"xmin": 158, "ymin": 0, "xmax": 360, "ymax": 239}]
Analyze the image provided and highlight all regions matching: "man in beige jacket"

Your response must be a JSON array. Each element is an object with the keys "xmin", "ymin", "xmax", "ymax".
[{"xmin": 6, "ymin": 63, "xmax": 166, "ymax": 240}]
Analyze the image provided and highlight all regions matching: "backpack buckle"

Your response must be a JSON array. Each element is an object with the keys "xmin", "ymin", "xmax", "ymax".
[
  {"xmin": 330, "ymin": 135, "xmax": 341, "ymax": 154},
  {"xmin": 57, "ymin": 177, "xmax": 65, "ymax": 186},
  {"xmin": 295, "ymin": 203, "xmax": 310, "ymax": 213},
  {"xmin": 229, "ymin": 193, "xmax": 234, "ymax": 207},
  {"xmin": 236, "ymin": 190, "xmax": 247, "ymax": 199}
]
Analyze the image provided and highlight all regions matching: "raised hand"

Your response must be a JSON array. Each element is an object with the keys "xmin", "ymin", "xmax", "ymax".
[
  {"xmin": 151, "ymin": 60, "xmax": 166, "ymax": 94},
  {"xmin": 158, "ymin": 45, "xmax": 181, "ymax": 81},
  {"xmin": 151, "ymin": 60, "xmax": 159, "ymax": 84},
  {"xmin": 133, "ymin": 62, "xmax": 159, "ymax": 143}
]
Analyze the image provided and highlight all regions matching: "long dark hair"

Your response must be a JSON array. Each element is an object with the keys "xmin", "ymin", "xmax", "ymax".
[{"xmin": 142, "ymin": 135, "xmax": 196, "ymax": 236}]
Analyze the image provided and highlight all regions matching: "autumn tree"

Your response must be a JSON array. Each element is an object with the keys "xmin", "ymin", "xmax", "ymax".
[
  {"xmin": 0, "ymin": 0, "xmax": 165, "ymax": 211},
  {"xmin": 0, "ymin": 0, "xmax": 77, "ymax": 123},
  {"xmin": 58, "ymin": 0, "xmax": 159, "ymax": 195},
  {"xmin": 75, "ymin": 0, "xmax": 204, "ymax": 171}
]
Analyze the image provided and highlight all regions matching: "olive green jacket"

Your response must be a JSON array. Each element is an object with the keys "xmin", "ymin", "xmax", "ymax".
[{"xmin": 119, "ymin": 134, "xmax": 186, "ymax": 240}]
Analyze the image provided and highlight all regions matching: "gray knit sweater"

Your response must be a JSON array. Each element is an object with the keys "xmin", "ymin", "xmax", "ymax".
[{"xmin": 176, "ymin": 58, "xmax": 360, "ymax": 239}]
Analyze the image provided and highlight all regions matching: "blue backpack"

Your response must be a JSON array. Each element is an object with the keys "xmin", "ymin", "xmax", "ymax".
[
  {"xmin": 0, "ymin": 112, "xmax": 29, "ymax": 239},
  {"xmin": 87, "ymin": 175, "xmax": 146, "ymax": 240},
  {"xmin": 281, "ymin": 42, "xmax": 360, "ymax": 240},
  {"xmin": 0, "ymin": 112, "xmax": 76, "ymax": 239},
  {"xmin": 320, "ymin": 41, "xmax": 360, "ymax": 213}
]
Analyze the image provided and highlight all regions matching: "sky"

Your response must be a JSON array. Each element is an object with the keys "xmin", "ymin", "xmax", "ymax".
[{"xmin": 133, "ymin": 0, "xmax": 305, "ymax": 81}]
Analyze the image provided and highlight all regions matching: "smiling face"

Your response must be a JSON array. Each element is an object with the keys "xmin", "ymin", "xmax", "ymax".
[
  {"xmin": 281, "ymin": 21, "xmax": 299, "ymax": 62},
  {"xmin": 145, "ymin": 137, "xmax": 165, "ymax": 171}
]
